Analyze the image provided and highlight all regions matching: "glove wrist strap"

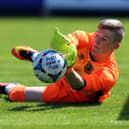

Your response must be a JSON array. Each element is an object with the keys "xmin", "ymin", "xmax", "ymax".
[{"xmin": 65, "ymin": 67, "xmax": 73, "ymax": 74}]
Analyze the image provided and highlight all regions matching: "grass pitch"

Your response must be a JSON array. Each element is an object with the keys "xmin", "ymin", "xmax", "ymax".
[{"xmin": 0, "ymin": 17, "xmax": 129, "ymax": 129}]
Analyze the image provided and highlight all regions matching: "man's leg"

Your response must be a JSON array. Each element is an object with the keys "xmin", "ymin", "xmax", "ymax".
[
  {"xmin": 0, "ymin": 83, "xmax": 46, "ymax": 102},
  {"xmin": 10, "ymin": 86, "xmax": 46, "ymax": 102},
  {"xmin": 0, "ymin": 81, "xmax": 76, "ymax": 103}
]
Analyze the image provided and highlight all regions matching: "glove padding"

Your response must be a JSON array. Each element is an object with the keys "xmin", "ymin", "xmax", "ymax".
[{"xmin": 51, "ymin": 28, "xmax": 77, "ymax": 68}]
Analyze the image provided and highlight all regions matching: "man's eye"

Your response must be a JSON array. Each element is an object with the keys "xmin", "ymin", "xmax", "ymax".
[
  {"xmin": 103, "ymin": 38, "xmax": 106, "ymax": 41},
  {"xmin": 103, "ymin": 37, "xmax": 108, "ymax": 41},
  {"xmin": 95, "ymin": 34, "xmax": 99, "ymax": 38}
]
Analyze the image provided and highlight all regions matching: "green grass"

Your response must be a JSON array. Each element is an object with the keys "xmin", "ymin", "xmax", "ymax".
[{"xmin": 0, "ymin": 17, "xmax": 129, "ymax": 129}]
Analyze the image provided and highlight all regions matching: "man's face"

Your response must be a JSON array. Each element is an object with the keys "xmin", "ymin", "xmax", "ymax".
[{"xmin": 91, "ymin": 29, "xmax": 116, "ymax": 57}]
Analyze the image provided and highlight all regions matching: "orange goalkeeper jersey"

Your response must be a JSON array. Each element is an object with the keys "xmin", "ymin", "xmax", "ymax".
[{"xmin": 65, "ymin": 30, "xmax": 119, "ymax": 102}]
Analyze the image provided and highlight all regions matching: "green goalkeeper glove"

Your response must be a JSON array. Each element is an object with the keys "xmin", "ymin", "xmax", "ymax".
[{"xmin": 50, "ymin": 28, "xmax": 77, "ymax": 68}]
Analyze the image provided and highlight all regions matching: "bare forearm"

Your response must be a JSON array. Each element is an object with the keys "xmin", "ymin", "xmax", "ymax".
[{"xmin": 64, "ymin": 68, "xmax": 86, "ymax": 90}]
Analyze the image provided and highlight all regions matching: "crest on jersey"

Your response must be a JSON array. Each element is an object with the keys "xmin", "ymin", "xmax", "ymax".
[{"xmin": 84, "ymin": 61, "xmax": 93, "ymax": 74}]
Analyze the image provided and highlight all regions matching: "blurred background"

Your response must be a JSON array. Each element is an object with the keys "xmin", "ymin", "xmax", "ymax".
[{"xmin": 0, "ymin": 0, "xmax": 129, "ymax": 17}]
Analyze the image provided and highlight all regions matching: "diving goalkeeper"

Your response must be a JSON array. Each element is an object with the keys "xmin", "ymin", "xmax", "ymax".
[{"xmin": 0, "ymin": 19, "xmax": 125, "ymax": 103}]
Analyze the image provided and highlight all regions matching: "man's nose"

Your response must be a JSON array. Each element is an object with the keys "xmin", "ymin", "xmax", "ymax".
[{"xmin": 95, "ymin": 37, "xmax": 101, "ymax": 45}]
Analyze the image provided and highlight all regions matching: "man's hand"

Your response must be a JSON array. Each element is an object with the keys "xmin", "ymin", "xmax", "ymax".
[{"xmin": 50, "ymin": 28, "xmax": 77, "ymax": 68}]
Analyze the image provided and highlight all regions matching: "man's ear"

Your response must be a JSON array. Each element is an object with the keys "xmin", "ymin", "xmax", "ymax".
[{"xmin": 114, "ymin": 43, "xmax": 120, "ymax": 50}]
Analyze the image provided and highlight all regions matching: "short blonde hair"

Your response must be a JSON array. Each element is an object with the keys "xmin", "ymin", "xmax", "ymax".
[{"xmin": 98, "ymin": 19, "xmax": 124, "ymax": 43}]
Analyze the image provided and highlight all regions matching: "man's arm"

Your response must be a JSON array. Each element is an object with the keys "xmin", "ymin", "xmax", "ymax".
[{"xmin": 64, "ymin": 68, "xmax": 86, "ymax": 90}]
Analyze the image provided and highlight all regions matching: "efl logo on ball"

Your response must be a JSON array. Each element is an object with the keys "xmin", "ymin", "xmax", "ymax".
[{"xmin": 32, "ymin": 49, "xmax": 67, "ymax": 83}]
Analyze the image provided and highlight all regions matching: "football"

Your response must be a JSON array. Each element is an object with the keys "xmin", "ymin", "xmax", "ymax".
[{"xmin": 32, "ymin": 49, "xmax": 67, "ymax": 83}]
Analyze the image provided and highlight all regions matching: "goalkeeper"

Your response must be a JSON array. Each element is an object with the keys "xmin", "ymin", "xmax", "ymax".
[{"xmin": 0, "ymin": 19, "xmax": 125, "ymax": 103}]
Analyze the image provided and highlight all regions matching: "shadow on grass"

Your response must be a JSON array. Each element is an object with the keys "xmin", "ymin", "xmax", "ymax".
[
  {"xmin": 118, "ymin": 95, "xmax": 129, "ymax": 120},
  {"xmin": 8, "ymin": 102, "xmax": 102, "ymax": 112}
]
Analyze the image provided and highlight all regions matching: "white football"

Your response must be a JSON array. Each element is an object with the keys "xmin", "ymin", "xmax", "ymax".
[{"xmin": 32, "ymin": 49, "xmax": 67, "ymax": 83}]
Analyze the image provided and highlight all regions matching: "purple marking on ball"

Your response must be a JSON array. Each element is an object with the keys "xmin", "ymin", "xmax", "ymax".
[
  {"xmin": 43, "ymin": 52, "xmax": 47, "ymax": 56},
  {"xmin": 39, "ymin": 58, "xmax": 43, "ymax": 63},
  {"xmin": 41, "ymin": 68, "xmax": 46, "ymax": 73}
]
